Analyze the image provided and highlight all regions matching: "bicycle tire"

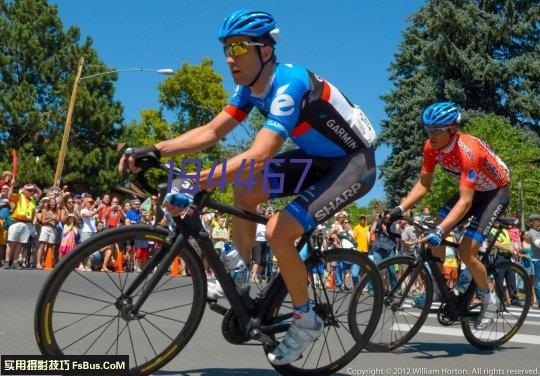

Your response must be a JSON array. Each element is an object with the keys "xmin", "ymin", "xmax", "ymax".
[
  {"xmin": 366, "ymin": 255, "xmax": 433, "ymax": 352},
  {"xmin": 461, "ymin": 261, "xmax": 531, "ymax": 349},
  {"xmin": 262, "ymin": 248, "xmax": 384, "ymax": 376},
  {"xmin": 34, "ymin": 225, "xmax": 207, "ymax": 376}
]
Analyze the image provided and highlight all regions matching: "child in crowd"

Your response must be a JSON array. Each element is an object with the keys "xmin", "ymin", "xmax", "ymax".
[{"xmin": 58, "ymin": 214, "xmax": 78, "ymax": 261}]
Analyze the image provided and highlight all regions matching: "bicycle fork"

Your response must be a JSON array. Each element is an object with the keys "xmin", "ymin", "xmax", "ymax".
[{"xmin": 116, "ymin": 233, "xmax": 187, "ymax": 320}]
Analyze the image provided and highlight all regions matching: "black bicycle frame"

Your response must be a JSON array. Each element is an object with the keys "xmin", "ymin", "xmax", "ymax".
[
  {"xmin": 116, "ymin": 189, "xmax": 323, "ymax": 339},
  {"xmin": 388, "ymin": 223, "xmax": 507, "ymax": 321}
]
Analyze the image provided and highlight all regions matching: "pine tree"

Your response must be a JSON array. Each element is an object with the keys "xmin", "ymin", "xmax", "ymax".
[
  {"xmin": 379, "ymin": 0, "xmax": 539, "ymax": 205},
  {"xmin": 0, "ymin": 0, "xmax": 122, "ymax": 192}
]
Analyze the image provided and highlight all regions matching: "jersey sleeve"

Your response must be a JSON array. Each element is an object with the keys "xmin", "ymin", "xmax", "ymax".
[
  {"xmin": 224, "ymin": 85, "xmax": 253, "ymax": 122},
  {"xmin": 262, "ymin": 79, "xmax": 306, "ymax": 140},
  {"xmin": 420, "ymin": 140, "xmax": 437, "ymax": 174}
]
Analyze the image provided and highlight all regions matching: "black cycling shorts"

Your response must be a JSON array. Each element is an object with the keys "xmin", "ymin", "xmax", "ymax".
[
  {"xmin": 266, "ymin": 147, "xmax": 376, "ymax": 232},
  {"xmin": 438, "ymin": 185, "xmax": 510, "ymax": 244}
]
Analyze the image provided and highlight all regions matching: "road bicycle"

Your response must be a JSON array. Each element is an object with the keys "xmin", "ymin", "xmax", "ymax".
[
  {"xmin": 35, "ymin": 160, "xmax": 384, "ymax": 375},
  {"xmin": 366, "ymin": 216, "xmax": 531, "ymax": 352}
]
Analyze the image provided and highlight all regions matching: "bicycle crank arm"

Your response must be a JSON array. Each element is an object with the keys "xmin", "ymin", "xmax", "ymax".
[
  {"xmin": 250, "ymin": 329, "xmax": 278, "ymax": 347},
  {"xmin": 207, "ymin": 299, "xmax": 228, "ymax": 316}
]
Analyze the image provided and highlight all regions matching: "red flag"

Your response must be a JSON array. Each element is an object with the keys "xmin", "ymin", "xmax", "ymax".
[{"xmin": 11, "ymin": 149, "xmax": 18, "ymax": 178}]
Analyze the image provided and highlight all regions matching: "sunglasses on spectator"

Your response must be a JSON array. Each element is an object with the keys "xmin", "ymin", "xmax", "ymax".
[
  {"xmin": 425, "ymin": 126, "xmax": 451, "ymax": 136},
  {"xmin": 344, "ymin": 221, "xmax": 349, "ymax": 224},
  {"xmin": 223, "ymin": 41, "xmax": 264, "ymax": 57}
]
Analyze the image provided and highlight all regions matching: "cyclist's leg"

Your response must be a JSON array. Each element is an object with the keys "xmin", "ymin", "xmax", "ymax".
[
  {"xmin": 232, "ymin": 172, "xmax": 269, "ymax": 262},
  {"xmin": 457, "ymin": 186, "xmax": 509, "ymax": 291},
  {"xmin": 266, "ymin": 147, "xmax": 376, "ymax": 364}
]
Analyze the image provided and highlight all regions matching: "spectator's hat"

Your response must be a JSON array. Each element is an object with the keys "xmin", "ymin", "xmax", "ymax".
[
  {"xmin": 67, "ymin": 213, "xmax": 76, "ymax": 219},
  {"xmin": 81, "ymin": 192, "xmax": 91, "ymax": 199},
  {"xmin": 359, "ymin": 214, "xmax": 366, "ymax": 219},
  {"xmin": 334, "ymin": 210, "xmax": 348, "ymax": 218},
  {"xmin": 528, "ymin": 214, "xmax": 540, "ymax": 221}
]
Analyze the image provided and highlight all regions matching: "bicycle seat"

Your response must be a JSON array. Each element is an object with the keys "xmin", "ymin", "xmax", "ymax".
[{"xmin": 496, "ymin": 216, "xmax": 519, "ymax": 227}]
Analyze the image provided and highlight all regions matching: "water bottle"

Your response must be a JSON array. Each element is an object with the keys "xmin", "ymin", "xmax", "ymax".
[
  {"xmin": 455, "ymin": 268, "xmax": 472, "ymax": 294},
  {"xmin": 221, "ymin": 243, "xmax": 249, "ymax": 288}
]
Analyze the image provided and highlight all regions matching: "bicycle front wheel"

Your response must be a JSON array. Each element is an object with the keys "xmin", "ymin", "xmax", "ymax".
[
  {"xmin": 366, "ymin": 255, "xmax": 433, "ymax": 352},
  {"xmin": 34, "ymin": 225, "xmax": 207, "ymax": 376},
  {"xmin": 263, "ymin": 248, "xmax": 383, "ymax": 376},
  {"xmin": 461, "ymin": 261, "xmax": 532, "ymax": 349}
]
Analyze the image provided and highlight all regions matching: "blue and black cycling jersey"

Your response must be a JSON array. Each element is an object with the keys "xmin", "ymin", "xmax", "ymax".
[{"xmin": 224, "ymin": 63, "xmax": 376, "ymax": 157}]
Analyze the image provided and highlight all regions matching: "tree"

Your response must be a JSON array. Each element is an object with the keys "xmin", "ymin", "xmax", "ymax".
[
  {"xmin": 379, "ymin": 0, "xmax": 539, "ymax": 205},
  {"xmin": 419, "ymin": 114, "xmax": 540, "ymax": 217},
  {"xmin": 0, "ymin": 0, "xmax": 122, "ymax": 192}
]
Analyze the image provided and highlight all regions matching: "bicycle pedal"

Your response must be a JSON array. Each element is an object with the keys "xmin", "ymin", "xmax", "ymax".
[
  {"xmin": 250, "ymin": 329, "xmax": 278, "ymax": 347},
  {"xmin": 208, "ymin": 301, "xmax": 228, "ymax": 316}
]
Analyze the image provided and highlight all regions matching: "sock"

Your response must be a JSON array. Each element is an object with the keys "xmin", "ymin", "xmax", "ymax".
[
  {"xmin": 293, "ymin": 301, "xmax": 317, "ymax": 329},
  {"xmin": 480, "ymin": 289, "xmax": 495, "ymax": 304}
]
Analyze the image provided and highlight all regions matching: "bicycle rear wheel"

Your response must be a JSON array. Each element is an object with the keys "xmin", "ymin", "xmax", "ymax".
[
  {"xmin": 365, "ymin": 255, "xmax": 433, "ymax": 352},
  {"xmin": 34, "ymin": 225, "xmax": 206, "ymax": 376},
  {"xmin": 262, "ymin": 248, "xmax": 383, "ymax": 376},
  {"xmin": 461, "ymin": 261, "xmax": 531, "ymax": 349}
]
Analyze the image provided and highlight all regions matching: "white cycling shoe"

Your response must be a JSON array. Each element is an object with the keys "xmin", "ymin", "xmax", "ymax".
[
  {"xmin": 267, "ymin": 315, "xmax": 324, "ymax": 365},
  {"xmin": 475, "ymin": 294, "xmax": 500, "ymax": 330}
]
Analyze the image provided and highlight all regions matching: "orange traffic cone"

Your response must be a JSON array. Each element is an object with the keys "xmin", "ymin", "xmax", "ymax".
[
  {"xmin": 115, "ymin": 249, "xmax": 124, "ymax": 273},
  {"xmin": 171, "ymin": 256, "xmax": 180, "ymax": 277},
  {"xmin": 325, "ymin": 269, "xmax": 335, "ymax": 289},
  {"xmin": 44, "ymin": 245, "xmax": 54, "ymax": 270}
]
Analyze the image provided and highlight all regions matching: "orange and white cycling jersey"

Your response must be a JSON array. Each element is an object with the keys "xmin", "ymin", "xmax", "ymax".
[{"xmin": 421, "ymin": 132, "xmax": 509, "ymax": 191}]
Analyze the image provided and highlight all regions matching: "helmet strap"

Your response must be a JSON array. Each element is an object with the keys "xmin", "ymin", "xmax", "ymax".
[{"xmin": 247, "ymin": 46, "xmax": 273, "ymax": 87}]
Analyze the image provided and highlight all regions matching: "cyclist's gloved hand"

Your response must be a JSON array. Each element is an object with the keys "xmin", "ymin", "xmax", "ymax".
[
  {"xmin": 164, "ymin": 192, "xmax": 193, "ymax": 208},
  {"xmin": 388, "ymin": 206, "xmax": 404, "ymax": 223},
  {"xmin": 426, "ymin": 226, "xmax": 444, "ymax": 247},
  {"xmin": 124, "ymin": 146, "xmax": 161, "ymax": 169},
  {"xmin": 163, "ymin": 178, "xmax": 197, "ymax": 217}
]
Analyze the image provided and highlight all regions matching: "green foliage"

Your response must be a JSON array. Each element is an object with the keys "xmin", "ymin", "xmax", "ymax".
[
  {"xmin": 419, "ymin": 115, "xmax": 540, "ymax": 216},
  {"xmin": 0, "ymin": 0, "xmax": 122, "ymax": 192},
  {"xmin": 158, "ymin": 58, "xmax": 228, "ymax": 134},
  {"xmin": 379, "ymin": 0, "xmax": 539, "ymax": 205}
]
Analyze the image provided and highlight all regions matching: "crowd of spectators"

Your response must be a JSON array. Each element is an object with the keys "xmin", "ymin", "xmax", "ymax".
[{"xmin": 1, "ymin": 169, "xmax": 538, "ymax": 307}]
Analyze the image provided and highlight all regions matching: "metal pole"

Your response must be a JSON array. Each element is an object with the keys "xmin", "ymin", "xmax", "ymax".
[
  {"xmin": 518, "ymin": 181, "xmax": 526, "ymax": 231},
  {"xmin": 53, "ymin": 56, "xmax": 84, "ymax": 187}
]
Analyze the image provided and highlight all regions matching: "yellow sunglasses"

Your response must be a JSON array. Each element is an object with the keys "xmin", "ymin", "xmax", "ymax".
[{"xmin": 223, "ymin": 41, "xmax": 264, "ymax": 57}]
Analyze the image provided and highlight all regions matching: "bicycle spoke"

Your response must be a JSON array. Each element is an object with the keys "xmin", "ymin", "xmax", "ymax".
[
  {"xmin": 138, "ymin": 310, "xmax": 187, "ymax": 324},
  {"xmin": 137, "ymin": 319, "xmax": 158, "ymax": 358},
  {"xmin": 127, "ymin": 322, "xmax": 138, "ymax": 367},
  {"xmin": 61, "ymin": 316, "xmax": 116, "ymax": 352},
  {"xmin": 53, "ymin": 303, "xmax": 116, "ymax": 333},
  {"xmin": 83, "ymin": 314, "xmax": 118, "ymax": 355},
  {"xmin": 141, "ymin": 316, "xmax": 174, "ymax": 341},
  {"xmin": 105, "ymin": 320, "xmax": 128, "ymax": 356},
  {"xmin": 59, "ymin": 289, "xmax": 113, "ymax": 305},
  {"xmin": 103, "ymin": 271, "xmax": 123, "ymax": 294},
  {"xmin": 71, "ymin": 271, "xmax": 119, "ymax": 301}
]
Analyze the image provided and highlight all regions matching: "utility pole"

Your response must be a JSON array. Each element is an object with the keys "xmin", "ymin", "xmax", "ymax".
[
  {"xmin": 518, "ymin": 181, "xmax": 525, "ymax": 231},
  {"xmin": 53, "ymin": 56, "xmax": 84, "ymax": 187}
]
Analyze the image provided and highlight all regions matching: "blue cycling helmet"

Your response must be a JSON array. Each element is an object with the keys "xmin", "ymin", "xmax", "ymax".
[
  {"xmin": 422, "ymin": 102, "xmax": 462, "ymax": 126},
  {"xmin": 218, "ymin": 10, "xmax": 277, "ymax": 43}
]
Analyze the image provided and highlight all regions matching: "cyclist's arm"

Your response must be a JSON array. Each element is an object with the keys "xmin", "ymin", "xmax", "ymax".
[
  {"xmin": 198, "ymin": 128, "xmax": 284, "ymax": 188},
  {"xmin": 436, "ymin": 185, "xmax": 473, "ymax": 234},
  {"xmin": 155, "ymin": 111, "xmax": 239, "ymax": 157},
  {"xmin": 399, "ymin": 172, "xmax": 433, "ymax": 211}
]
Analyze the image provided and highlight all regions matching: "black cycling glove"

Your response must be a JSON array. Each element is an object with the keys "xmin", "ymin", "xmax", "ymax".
[
  {"xmin": 124, "ymin": 146, "xmax": 161, "ymax": 168},
  {"xmin": 388, "ymin": 206, "xmax": 404, "ymax": 223}
]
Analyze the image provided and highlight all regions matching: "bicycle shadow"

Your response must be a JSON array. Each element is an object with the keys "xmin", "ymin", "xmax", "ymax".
[
  {"xmin": 391, "ymin": 342, "xmax": 524, "ymax": 359},
  {"xmin": 154, "ymin": 369, "xmax": 348, "ymax": 375}
]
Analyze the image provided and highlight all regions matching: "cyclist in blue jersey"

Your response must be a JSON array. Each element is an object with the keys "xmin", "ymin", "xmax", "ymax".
[{"xmin": 119, "ymin": 10, "xmax": 377, "ymax": 364}]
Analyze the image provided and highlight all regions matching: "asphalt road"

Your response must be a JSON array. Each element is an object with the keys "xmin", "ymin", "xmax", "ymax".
[{"xmin": 1, "ymin": 269, "xmax": 539, "ymax": 376}]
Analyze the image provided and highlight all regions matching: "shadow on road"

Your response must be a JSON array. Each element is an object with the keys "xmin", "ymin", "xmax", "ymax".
[{"xmin": 389, "ymin": 341, "xmax": 525, "ymax": 359}]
